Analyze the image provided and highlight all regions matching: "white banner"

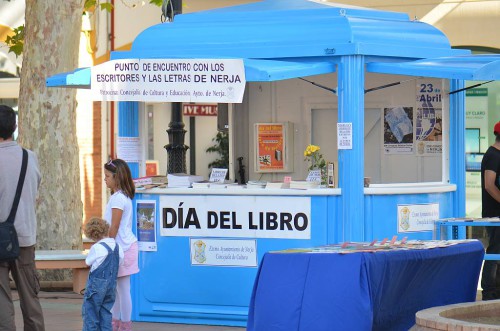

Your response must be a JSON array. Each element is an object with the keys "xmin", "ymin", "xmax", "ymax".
[
  {"xmin": 91, "ymin": 59, "xmax": 246, "ymax": 103},
  {"xmin": 160, "ymin": 195, "xmax": 311, "ymax": 239},
  {"xmin": 190, "ymin": 238, "xmax": 257, "ymax": 267}
]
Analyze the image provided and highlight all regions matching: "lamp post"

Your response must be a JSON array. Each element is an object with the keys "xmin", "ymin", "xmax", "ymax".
[{"xmin": 163, "ymin": 0, "xmax": 188, "ymax": 174}]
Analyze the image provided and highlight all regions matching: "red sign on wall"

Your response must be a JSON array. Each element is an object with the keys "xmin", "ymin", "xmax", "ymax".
[{"xmin": 183, "ymin": 104, "xmax": 218, "ymax": 116}]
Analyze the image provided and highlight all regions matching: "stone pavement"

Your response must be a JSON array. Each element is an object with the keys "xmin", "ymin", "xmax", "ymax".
[{"xmin": 12, "ymin": 290, "xmax": 246, "ymax": 331}]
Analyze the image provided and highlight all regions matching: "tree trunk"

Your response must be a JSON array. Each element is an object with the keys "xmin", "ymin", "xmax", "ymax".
[{"xmin": 18, "ymin": 0, "xmax": 84, "ymax": 269}]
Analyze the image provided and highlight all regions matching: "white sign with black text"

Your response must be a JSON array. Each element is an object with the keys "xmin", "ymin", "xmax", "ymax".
[
  {"xmin": 116, "ymin": 136, "xmax": 141, "ymax": 163},
  {"xmin": 337, "ymin": 122, "xmax": 353, "ymax": 149},
  {"xmin": 209, "ymin": 168, "xmax": 228, "ymax": 183},
  {"xmin": 160, "ymin": 195, "xmax": 311, "ymax": 239},
  {"xmin": 91, "ymin": 59, "xmax": 246, "ymax": 103}
]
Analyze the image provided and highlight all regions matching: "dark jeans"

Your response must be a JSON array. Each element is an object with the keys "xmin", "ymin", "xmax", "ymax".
[{"xmin": 481, "ymin": 227, "xmax": 500, "ymax": 300}]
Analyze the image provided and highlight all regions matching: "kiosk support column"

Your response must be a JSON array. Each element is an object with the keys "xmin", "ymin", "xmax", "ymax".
[
  {"xmin": 449, "ymin": 79, "xmax": 466, "ymax": 219},
  {"xmin": 118, "ymin": 101, "xmax": 140, "ymax": 178},
  {"xmin": 337, "ymin": 55, "xmax": 365, "ymax": 242}
]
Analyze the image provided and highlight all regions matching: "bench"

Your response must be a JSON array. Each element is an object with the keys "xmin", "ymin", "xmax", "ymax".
[{"xmin": 35, "ymin": 250, "xmax": 89, "ymax": 294}]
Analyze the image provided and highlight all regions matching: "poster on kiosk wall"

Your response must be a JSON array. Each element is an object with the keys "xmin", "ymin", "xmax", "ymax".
[
  {"xmin": 254, "ymin": 122, "xmax": 294, "ymax": 172},
  {"xmin": 415, "ymin": 78, "xmax": 443, "ymax": 156}
]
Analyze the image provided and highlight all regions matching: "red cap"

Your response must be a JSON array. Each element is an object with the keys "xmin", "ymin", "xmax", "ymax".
[{"xmin": 495, "ymin": 122, "xmax": 500, "ymax": 135}]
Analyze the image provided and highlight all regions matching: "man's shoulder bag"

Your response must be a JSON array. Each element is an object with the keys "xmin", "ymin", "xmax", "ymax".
[{"xmin": 0, "ymin": 149, "xmax": 28, "ymax": 262}]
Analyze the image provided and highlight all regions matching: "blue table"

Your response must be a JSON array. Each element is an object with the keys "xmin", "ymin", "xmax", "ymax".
[{"xmin": 247, "ymin": 240, "xmax": 484, "ymax": 331}]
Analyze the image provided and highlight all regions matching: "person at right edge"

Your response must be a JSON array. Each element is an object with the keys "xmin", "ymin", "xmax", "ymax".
[
  {"xmin": 481, "ymin": 121, "xmax": 500, "ymax": 301},
  {"xmin": 0, "ymin": 105, "xmax": 45, "ymax": 330}
]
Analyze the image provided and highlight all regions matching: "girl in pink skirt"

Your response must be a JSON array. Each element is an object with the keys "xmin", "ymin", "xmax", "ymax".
[{"xmin": 103, "ymin": 159, "xmax": 140, "ymax": 331}]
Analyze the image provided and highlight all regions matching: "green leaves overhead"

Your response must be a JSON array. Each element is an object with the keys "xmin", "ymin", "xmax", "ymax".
[{"xmin": 4, "ymin": 25, "xmax": 24, "ymax": 56}]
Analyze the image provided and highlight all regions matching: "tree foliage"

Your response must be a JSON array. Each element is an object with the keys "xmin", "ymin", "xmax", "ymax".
[
  {"xmin": 206, "ymin": 131, "xmax": 229, "ymax": 170},
  {"xmin": 5, "ymin": 0, "xmax": 114, "ymax": 56},
  {"xmin": 4, "ymin": 25, "xmax": 24, "ymax": 56}
]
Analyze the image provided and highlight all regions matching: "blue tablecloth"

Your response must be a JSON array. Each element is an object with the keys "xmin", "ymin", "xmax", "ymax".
[{"xmin": 247, "ymin": 240, "xmax": 484, "ymax": 331}]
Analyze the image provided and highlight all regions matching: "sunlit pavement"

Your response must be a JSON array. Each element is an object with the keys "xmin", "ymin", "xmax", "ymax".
[{"xmin": 12, "ymin": 290, "xmax": 246, "ymax": 331}]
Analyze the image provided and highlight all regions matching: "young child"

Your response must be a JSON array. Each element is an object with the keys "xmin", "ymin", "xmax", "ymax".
[{"xmin": 82, "ymin": 217, "xmax": 124, "ymax": 331}]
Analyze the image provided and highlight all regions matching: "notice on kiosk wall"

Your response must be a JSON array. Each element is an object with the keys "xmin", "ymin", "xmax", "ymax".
[
  {"xmin": 397, "ymin": 203, "xmax": 439, "ymax": 233},
  {"xmin": 190, "ymin": 238, "xmax": 257, "ymax": 267},
  {"xmin": 91, "ymin": 59, "xmax": 246, "ymax": 103}
]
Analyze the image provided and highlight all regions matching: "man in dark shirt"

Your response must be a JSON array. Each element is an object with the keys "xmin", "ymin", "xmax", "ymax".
[{"xmin": 480, "ymin": 121, "xmax": 500, "ymax": 300}]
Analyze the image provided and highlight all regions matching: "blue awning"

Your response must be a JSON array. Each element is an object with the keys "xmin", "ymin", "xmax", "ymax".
[
  {"xmin": 46, "ymin": 58, "xmax": 336, "ymax": 88},
  {"xmin": 243, "ymin": 58, "xmax": 335, "ymax": 81},
  {"xmin": 367, "ymin": 55, "xmax": 500, "ymax": 80},
  {"xmin": 46, "ymin": 67, "xmax": 91, "ymax": 89}
]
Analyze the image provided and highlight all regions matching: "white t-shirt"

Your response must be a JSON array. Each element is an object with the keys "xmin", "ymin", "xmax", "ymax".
[
  {"xmin": 104, "ymin": 191, "xmax": 137, "ymax": 251},
  {"xmin": 85, "ymin": 237, "xmax": 124, "ymax": 272}
]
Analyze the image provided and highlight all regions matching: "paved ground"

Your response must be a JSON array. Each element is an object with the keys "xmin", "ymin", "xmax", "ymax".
[
  {"xmin": 10, "ymin": 288, "xmax": 484, "ymax": 330},
  {"xmin": 12, "ymin": 290, "xmax": 246, "ymax": 331}
]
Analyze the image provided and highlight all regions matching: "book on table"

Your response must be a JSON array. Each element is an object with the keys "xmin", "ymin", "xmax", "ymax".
[{"xmin": 167, "ymin": 173, "xmax": 204, "ymax": 188}]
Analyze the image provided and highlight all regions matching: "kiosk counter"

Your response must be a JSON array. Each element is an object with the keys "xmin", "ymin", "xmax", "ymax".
[{"xmin": 132, "ymin": 183, "xmax": 456, "ymax": 326}]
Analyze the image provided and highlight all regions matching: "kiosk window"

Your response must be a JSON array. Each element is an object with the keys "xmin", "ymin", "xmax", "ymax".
[
  {"xmin": 465, "ymin": 153, "xmax": 483, "ymax": 172},
  {"xmin": 465, "ymin": 128, "xmax": 480, "ymax": 154}
]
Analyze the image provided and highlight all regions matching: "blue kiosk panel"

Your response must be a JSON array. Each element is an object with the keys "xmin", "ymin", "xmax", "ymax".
[
  {"xmin": 364, "ymin": 191, "xmax": 457, "ymax": 241},
  {"xmin": 133, "ymin": 192, "xmax": 340, "ymax": 326}
]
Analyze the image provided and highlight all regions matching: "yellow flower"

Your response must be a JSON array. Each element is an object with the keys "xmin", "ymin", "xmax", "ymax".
[
  {"xmin": 304, "ymin": 144, "xmax": 320, "ymax": 157},
  {"xmin": 304, "ymin": 144, "xmax": 327, "ymax": 185}
]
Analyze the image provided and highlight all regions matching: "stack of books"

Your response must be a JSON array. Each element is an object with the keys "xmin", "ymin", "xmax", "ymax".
[
  {"xmin": 265, "ymin": 181, "xmax": 290, "ymax": 189},
  {"xmin": 167, "ymin": 173, "xmax": 204, "ymax": 188},
  {"xmin": 191, "ymin": 181, "xmax": 210, "ymax": 189},
  {"xmin": 133, "ymin": 175, "xmax": 168, "ymax": 189},
  {"xmin": 289, "ymin": 180, "xmax": 320, "ymax": 189},
  {"xmin": 246, "ymin": 181, "xmax": 267, "ymax": 189},
  {"xmin": 226, "ymin": 183, "xmax": 246, "ymax": 190}
]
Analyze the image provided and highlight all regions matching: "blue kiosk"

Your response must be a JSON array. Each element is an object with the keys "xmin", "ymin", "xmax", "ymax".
[{"xmin": 47, "ymin": 0, "xmax": 500, "ymax": 326}]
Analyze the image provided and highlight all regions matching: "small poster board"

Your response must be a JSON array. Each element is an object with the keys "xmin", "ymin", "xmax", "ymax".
[
  {"xmin": 145, "ymin": 160, "xmax": 159, "ymax": 176},
  {"xmin": 327, "ymin": 162, "xmax": 335, "ymax": 188},
  {"xmin": 254, "ymin": 122, "xmax": 294, "ymax": 173}
]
